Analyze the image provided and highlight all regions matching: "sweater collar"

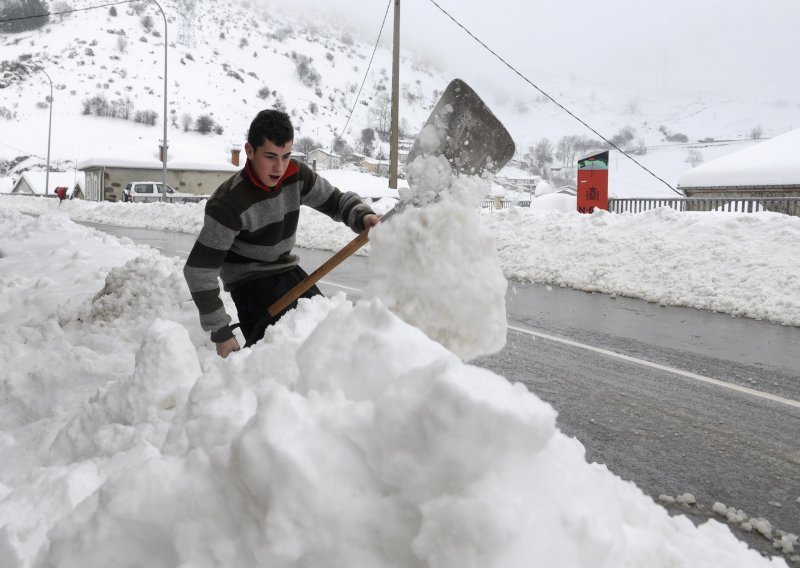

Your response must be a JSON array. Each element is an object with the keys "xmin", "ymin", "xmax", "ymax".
[{"xmin": 244, "ymin": 159, "xmax": 298, "ymax": 192}]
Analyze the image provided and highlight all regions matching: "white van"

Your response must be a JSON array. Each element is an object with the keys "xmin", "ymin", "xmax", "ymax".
[{"xmin": 123, "ymin": 181, "xmax": 205, "ymax": 203}]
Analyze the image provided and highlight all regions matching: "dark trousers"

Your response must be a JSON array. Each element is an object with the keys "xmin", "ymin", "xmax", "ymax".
[{"xmin": 230, "ymin": 266, "xmax": 323, "ymax": 347}]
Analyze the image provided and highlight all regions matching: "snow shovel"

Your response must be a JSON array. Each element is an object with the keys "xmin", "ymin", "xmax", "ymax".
[{"xmin": 242, "ymin": 78, "xmax": 515, "ymax": 347}]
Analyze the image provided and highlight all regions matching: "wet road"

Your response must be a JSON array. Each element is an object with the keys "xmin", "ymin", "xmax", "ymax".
[{"xmin": 82, "ymin": 222, "xmax": 800, "ymax": 562}]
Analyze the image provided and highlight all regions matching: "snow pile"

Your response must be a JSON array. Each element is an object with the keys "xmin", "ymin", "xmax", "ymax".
[
  {"xmin": 0, "ymin": 208, "xmax": 788, "ymax": 567},
  {"xmin": 5, "ymin": 193, "xmax": 800, "ymax": 327},
  {"xmin": 534, "ymin": 179, "xmax": 555, "ymax": 196},
  {"xmin": 712, "ymin": 502, "xmax": 799, "ymax": 555},
  {"xmin": 486, "ymin": 206, "xmax": 800, "ymax": 326},
  {"xmin": 531, "ymin": 192, "xmax": 577, "ymax": 212},
  {"xmin": 368, "ymin": 165, "xmax": 507, "ymax": 361}
]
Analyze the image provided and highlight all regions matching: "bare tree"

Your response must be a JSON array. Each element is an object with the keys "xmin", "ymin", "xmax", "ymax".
[
  {"xmin": 749, "ymin": 124, "xmax": 763, "ymax": 140},
  {"xmin": 555, "ymin": 135, "xmax": 582, "ymax": 168},
  {"xmin": 294, "ymin": 136, "xmax": 319, "ymax": 155},
  {"xmin": 532, "ymin": 138, "xmax": 553, "ymax": 173},
  {"xmin": 685, "ymin": 148, "xmax": 704, "ymax": 167},
  {"xmin": 623, "ymin": 97, "xmax": 641, "ymax": 115},
  {"xmin": 370, "ymin": 93, "xmax": 391, "ymax": 136},
  {"xmin": 51, "ymin": 1, "xmax": 72, "ymax": 22},
  {"xmin": 176, "ymin": 0, "xmax": 197, "ymax": 47},
  {"xmin": 333, "ymin": 137, "xmax": 353, "ymax": 157}
]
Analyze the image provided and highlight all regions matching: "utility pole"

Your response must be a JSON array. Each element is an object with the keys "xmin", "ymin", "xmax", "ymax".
[
  {"xmin": 389, "ymin": 0, "xmax": 400, "ymax": 189},
  {"xmin": 152, "ymin": 0, "xmax": 169, "ymax": 201},
  {"xmin": 41, "ymin": 69, "xmax": 53, "ymax": 197}
]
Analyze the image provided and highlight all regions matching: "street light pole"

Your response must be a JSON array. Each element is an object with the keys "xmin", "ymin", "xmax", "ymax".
[
  {"xmin": 389, "ymin": 0, "xmax": 400, "ymax": 189},
  {"xmin": 41, "ymin": 69, "xmax": 53, "ymax": 197},
  {"xmin": 151, "ymin": 0, "xmax": 168, "ymax": 201}
]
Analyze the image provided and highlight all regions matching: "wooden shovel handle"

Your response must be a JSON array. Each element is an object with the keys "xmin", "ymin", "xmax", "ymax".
[{"xmin": 267, "ymin": 228, "xmax": 371, "ymax": 317}]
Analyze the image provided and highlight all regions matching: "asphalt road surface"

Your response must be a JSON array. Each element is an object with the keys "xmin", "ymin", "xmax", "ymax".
[{"xmin": 82, "ymin": 222, "xmax": 800, "ymax": 563}]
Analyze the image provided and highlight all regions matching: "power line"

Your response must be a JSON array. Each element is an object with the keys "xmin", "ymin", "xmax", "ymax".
[
  {"xmin": 425, "ymin": 0, "xmax": 681, "ymax": 195},
  {"xmin": 334, "ymin": 0, "xmax": 392, "ymax": 147},
  {"xmin": 0, "ymin": 0, "xmax": 134, "ymax": 24}
]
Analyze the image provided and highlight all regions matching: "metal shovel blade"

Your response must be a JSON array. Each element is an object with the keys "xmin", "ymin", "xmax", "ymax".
[{"xmin": 406, "ymin": 78, "xmax": 515, "ymax": 178}]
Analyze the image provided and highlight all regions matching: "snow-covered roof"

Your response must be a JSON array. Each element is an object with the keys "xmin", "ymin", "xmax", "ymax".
[
  {"xmin": 359, "ymin": 157, "xmax": 389, "ymax": 166},
  {"xmin": 12, "ymin": 170, "xmax": 85, "ymax": 196},
  {"xmin": 0, "ymin": 177, "xmax": 15, "ymax": 195},
  {"xmin": 677, "ymin": 128, "xmax": 800, "ymax": 188},
  {"xmin": 77, "ymin": 141, "xmax": 239, "ymax": 172},
  {"xmin": 497, "ymin": 165, "xmax": 541, "ymax": 181},
  {"xmin": 308, "ymin": 148, "xmax": 340, "ymax": 158}
]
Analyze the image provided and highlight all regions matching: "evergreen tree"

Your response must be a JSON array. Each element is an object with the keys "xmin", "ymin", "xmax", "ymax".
[{"xmin": 0, "ymin": 0, "xmax": 50, "ymax": 33}]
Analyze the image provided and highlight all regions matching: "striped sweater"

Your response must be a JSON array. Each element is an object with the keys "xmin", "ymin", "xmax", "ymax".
[{"xmin": 184, "ymin": 159, "xmax": 374, "ymax": 342}]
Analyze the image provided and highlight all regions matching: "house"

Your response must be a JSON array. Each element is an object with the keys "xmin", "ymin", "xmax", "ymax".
[
  {"xmin": 495, "ymin": 165, "xmax": 541, "ymax": 193},
  {"xmin": 10, "ymin": 170, "xmax": 85, "ymax": 198},
  {"xmin": 77, "ymin": 141, "xmax": 240, "ymax": 202},
  {"xmin": 358, "ymin": 157, "xmax": 390, "ymax": 176},
  {"xmin": 345, "ymin": 152, "xmax": 367, "ymax": 164},
  {"xmin": 677, "ymin": 128, "xmax": 800, "ymax": 212},
  {"xmin": 306, "ymin": 148, "xmax": 341, "ymax": 170}
]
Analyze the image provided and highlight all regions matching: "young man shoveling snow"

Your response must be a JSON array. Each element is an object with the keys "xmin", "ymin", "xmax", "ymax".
[{"xmin": 184, "ymin": 110, "xmax": 380, "ymax": 358}]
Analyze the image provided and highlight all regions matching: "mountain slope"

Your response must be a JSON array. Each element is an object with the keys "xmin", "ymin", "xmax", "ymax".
[{"xmin": 0, "ymin": 0, "xmax": 797, "ymax": 197}]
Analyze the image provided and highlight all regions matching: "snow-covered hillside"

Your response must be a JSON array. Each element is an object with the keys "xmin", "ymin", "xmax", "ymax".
[
  {"xmin": 0, "ymin": 0, "xmax": 439, "ymax": 172},
  {"xmin": 1, "ymin": 0, "xmax": 798, "ymax": 197}
]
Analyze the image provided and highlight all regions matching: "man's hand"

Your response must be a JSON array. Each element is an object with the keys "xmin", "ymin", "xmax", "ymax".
[
  {"xmin": 363, "ymin": 214, "xmax": 381, "ymax": 229},
  {"xmin": 216, "ymin": 336, "xmax": 240, "ymax": 358}
]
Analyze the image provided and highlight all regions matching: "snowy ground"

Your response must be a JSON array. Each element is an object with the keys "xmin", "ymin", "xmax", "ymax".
[
  {"xmin": 0, "ymin": 188, "xmax": 797, "ymax": 566},
  {"xmin": 3, "ymin": 189, "xmax": 800, "ymax": 327}
]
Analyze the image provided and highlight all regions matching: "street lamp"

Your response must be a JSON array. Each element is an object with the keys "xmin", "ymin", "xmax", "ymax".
[
  {"xmin": 151, "ymin": 0, "xmax": 168, "ymax": 201},
  {"xmin": 40, "ymin": 68, "xmax": 53, "ymax": 197}
]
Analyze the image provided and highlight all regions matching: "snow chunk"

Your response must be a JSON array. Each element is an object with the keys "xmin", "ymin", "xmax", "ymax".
[{"xmin": 368, "ymin": 196, "xmax": 508, "ymax": 361}]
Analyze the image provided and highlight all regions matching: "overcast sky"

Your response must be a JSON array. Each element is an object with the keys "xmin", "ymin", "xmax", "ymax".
[{"xmin": 261, "ymin": 0, "xmax": 799, "ymax": 101}]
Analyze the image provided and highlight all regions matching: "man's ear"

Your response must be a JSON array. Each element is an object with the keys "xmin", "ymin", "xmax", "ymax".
[{"xmin": 244, "ymin": 142, "xmax": 254, "ymax": 160}]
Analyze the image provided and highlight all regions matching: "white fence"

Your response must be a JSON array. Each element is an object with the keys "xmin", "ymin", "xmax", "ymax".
[
  {"xmin": 480, "ymin": 197, "xmax": 800, "ymax": 217},
  {"xmin": 608, "ymin": 197, "xmax": 800, "ymax": 216}
]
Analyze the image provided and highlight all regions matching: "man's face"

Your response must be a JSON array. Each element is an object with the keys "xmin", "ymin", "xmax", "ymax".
[{"xmin": 245, "ymin": 138, "xmax": 293, "ymax": 188}]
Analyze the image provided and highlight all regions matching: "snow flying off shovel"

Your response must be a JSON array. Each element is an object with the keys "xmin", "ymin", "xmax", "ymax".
[
  {"xmin": 243, "ymin": 79, "xmax": 515, "ymax": 347},
  {"xmin": 405, "ymin": 78, "xmax": 516, "ymax": 179}
]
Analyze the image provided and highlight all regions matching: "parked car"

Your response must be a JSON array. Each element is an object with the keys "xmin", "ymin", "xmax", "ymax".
[{"xmin": 122, "ymin": 181, "xmax": 207, "ymax": 203}]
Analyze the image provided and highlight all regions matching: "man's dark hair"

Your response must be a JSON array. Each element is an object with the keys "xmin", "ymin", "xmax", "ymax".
[{"xmin": 247, "ymin": 109, "xmax": 294, "ymax": 148}]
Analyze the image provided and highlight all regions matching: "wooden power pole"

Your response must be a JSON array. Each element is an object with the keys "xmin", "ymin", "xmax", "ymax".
[{"xmin": 389, "ymin": 0, "xmax": 400, "ymax": 189}]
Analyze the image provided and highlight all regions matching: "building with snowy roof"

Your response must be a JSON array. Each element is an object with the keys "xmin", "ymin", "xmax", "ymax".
[
  {"xmin": 677, "ymin": 128, "xmax": 800, "ymax": 199},
  {"xmin": 10, "ymin": 170, "xmax": 85, "ymax": 199},
  {"xmin": 77, "ymin": 141, "xmax": 239, "ymax": 202},
  {"xmin": 306, "ymin": 148, "xmax": 342, "ymax": 170}
]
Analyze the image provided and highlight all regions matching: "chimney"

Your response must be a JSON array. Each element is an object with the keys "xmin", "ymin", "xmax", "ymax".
[
  {"xmin": 231, "ymin": 145, "xmax": 241, "ymax": 166},
  {"xmin": 158, "ymin": 141, "xmax": 168, "ymax": 163}
]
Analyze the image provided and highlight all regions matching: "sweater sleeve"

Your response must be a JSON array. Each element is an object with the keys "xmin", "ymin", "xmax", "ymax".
[
  {"xmin": 183, "ymin": 199, "xmax": 242, "ymax": 342},
  {"xmin": 298, "ymin": 164, "xmax": 375, "ymax": 233}
]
